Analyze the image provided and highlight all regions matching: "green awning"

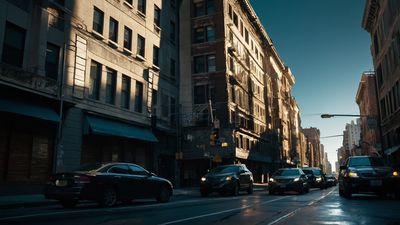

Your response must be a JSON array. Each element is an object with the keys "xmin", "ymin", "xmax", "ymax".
[
  {"xmin": 0, "ymin": 99, "xmax": 59, "ymax": 122},
  {"xmin": 85, "ymin": 115, "xmax": 158, "ymax": 142}
]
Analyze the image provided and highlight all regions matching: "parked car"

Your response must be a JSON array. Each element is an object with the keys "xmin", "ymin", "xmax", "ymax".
[
  {"xmin": 325, "ymin": 174, "xmax": 337, "ymax": 187},
  {"xmin": 338, "ymin": 156, "xmax": 397, "ymax": 198},
  {"xmin": 301, "ymin": 167, "xmax": 326, "ymax": 189},
  {"xmin": 44, "ymin": 162, "xmax": 173, "ymax": 208},
  {"xmin": 200, "ymin": 164, "xmax": 253, "ymax": 197},
  {"xmin": 268, "ymin": 168, "xmax": 310, "ymax": 195}
]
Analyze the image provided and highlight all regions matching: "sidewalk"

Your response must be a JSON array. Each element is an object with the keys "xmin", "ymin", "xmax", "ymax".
[{"xmin": 0, "ymin": 183, "xmax": 268, "ymax": 209}]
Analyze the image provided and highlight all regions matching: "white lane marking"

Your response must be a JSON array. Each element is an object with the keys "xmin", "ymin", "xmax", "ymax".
[
  {"xmin": 158, "ymin": 196, "xmax": 290, "ymax": 225},
  {"xmin": 0, "ymin": 195, "xmax": 262, "ymax": 221},
  {"xmin": 268, "ymin": 188, "xmax": 336, "ymax": 225}
]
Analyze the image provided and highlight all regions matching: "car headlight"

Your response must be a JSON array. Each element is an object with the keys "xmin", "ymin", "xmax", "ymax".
[
  {"xmin": 225, "ymin": 176, "xmax": 232, "ymax": 181},
  {"xmin": 393, "ymin": 171, "xmax": 399, "ymax": 177},
  {"xmin": 269, "ymin": 178, "xmax": 274, "ymax": 182},
  {"xmin": 348, "ymin": 171, "xmax": 359, "ymax": 178},
  {"xmin": 316, "ymin": 177, "xmax": 322, "ymax": 182},
  {"xmin": 201, "ymin": 177, "xmax": 206, "ymax": 182},
  {"xmin": 293, "ymin": 177, "xmax": 300, "ymax": 182}
]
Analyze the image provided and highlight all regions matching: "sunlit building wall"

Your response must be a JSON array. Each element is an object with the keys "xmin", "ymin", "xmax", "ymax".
[
  {"xmin": 355, "ymin": 71, "xmax": 381, "ymax": 155},
  {"xmin": 362, "ymin": 0, "xmax": 400, "ymax": 161}
]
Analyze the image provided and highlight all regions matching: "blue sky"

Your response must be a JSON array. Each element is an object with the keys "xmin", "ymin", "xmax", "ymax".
[{"xmin": 248, "ymin": 0, "xmax": 373, "ymax": 168}]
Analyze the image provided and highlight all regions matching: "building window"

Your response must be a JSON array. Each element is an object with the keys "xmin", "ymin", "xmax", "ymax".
[
  {"xmin": 109, "ymin": 17, "xmax": 118, "ymax": 43},
  {"xmin": 207, "ymin": 55, "xmax": 216, "ymax": 72},
  {"xmin": 93, "ymin": 7, "xmax": 104, "ymax": 34},
  {"xmin": 137, "ymin": 35, "xmax": 145, "ymax": 57},
  {"xmin": 161, "ymin": 94, "xmax": 169, "ymax": 117},
  {"xmin": 124, "ymin": 26, "xmax": 132, "ymax": 50},
  {"xmin": 138, "ymin": 0, "xmax": 146, "ymax": 15},
  {"xmin": 121, "ymin": 75, "xmax": 131, "ymax": 109},
  {"xmin": 45, "ymin": 43, "xmax": 60, "ymax": 80},
  {"xmin": 106, "ymin": 68, "xmax": 117, "ymax": 105},
  {"xmin": 194, "ymin": 56, "xmax": 205, "ymax": 73},
  {"xmin": 193, "ymin": 54, "xmax": 216, "ymax": 74},
  {"xmin": 245, "ymin": 29, "xmax": 249, "ymax": 43},
  {"xmin": 154, "ymin": 5, "xmax": 161, "ymax": 27},
  {"xmin": 170, "ymin": 21, "xmax": 176, "ymax": 41},
  {"xmin": 194, "ymin": 0, "xmax": 215, "ymax": 17},
  {"xmin": 2, "ymin": 22, "xmax": 26, "ymax": 67},
  {"xmin": 194, "ymin": 85, "xmax": 207, "ymax": 104},
  {"xmin": 152, "ymin": 89, "xmax": 158, "ymax": 114},
  {"xmin": 153, "ymin": 45, "xmax": 159, "ymax": 67},
  {"xmin": 135, "ymin": 81, "xmax": 143, "ymax": 113},
  {"xmin": 194, "ymin": 25, "xmax": 215, "ymax": 43},
  {"xmin": 48, "ymin": 1, "xmax": 64, "ymax": 31},
  {"xmin": 125, "ymin": 0, "xmax": 133, "ymax": 6},
  {"xmin": 170, "ymin": 58, "xmax": 176, "ymax": 79},
  {"xmin": 206, "ymin": 26, "xmax": 215, "ymax": 42},
  {"xmin": 233, "ymin": 12, "xmax": 238, "ymax": 27},
  {"xmin": 89, "ymin": 60, "xmax": 102, "ymax": 100}
]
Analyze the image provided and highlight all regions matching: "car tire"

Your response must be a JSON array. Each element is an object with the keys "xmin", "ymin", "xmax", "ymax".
[
  {"xmin": 99, "ymin": 187, "xmax": 117, "ymax": 207},
  {"xmin": 60, "ymin": 199, "xmax": 78, "ymax": 208},
  {"xmin": 232, "ymin": 182, "xmax": 239, "ymax": 196},
  {"xmin": 247, "ymin": 182, "xmax": 253, "ymax": 195},
  {"xmin": 156, "ymin": 186, "xmax": 171, "ymax": 203},
  {"xmin": 343, "ymin": 187, "xmax": 352, "ymax": 198}
]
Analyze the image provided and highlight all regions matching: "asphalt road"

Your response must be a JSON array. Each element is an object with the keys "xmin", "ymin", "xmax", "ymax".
[{"xmin": 1, "ymin": 187, "xmax": 400, "ymax": 225}]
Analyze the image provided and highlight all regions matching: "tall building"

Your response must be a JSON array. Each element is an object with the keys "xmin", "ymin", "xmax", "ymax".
[
  {"xmin": 0, "ymin": 0, "xmax": 179, "ymax": 185},
  {"xmin": 362, "ymin": 0, "xmax": 400, "ymax": 163},
  {"xmin": 345, "ymin": 120, "xmax": 361, "ymax": 155},
  {"xmin": 355, "ymin": 71, "xmax": 381, "ymax": 155},
  {"xmin": 302, "ymin": 127, "xmax": 321, "ymax": 168},
  {"xmin": 179, "ymin": 0, "xmax": 292, "ymax": 184}
]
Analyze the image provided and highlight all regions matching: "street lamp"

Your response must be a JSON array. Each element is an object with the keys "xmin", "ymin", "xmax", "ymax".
[{"xmin": 321, "ymin": 114, "xmax": 368, "ymax": 118}]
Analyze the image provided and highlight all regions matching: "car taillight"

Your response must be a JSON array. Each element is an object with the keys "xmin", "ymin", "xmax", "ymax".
[{"xmin": 73, "ymin": 175, "xmax": 91, "ymax": 184}]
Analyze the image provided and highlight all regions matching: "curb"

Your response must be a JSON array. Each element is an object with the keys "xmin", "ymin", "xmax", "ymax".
[{"xmin": 0, "ymin": 185, "xmax": 269, "ymax": 209}]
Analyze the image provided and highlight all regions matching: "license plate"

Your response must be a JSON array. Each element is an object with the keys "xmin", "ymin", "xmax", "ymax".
[
  {"xmin": 55, "ymin": 180, "xmax": 68, "ymax": 187},
  {"xmin": 279, "ymin": 184, "xmax": 286, "ymax": 188},
  {"xmin": 370, "ymin": 180, "xmax": 382, "ymax": 186}
]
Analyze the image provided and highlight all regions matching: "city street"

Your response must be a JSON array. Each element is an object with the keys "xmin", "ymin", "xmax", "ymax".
[{"xmin": 1, "ymin": 187, "xmax": 400, "ymax": 225}]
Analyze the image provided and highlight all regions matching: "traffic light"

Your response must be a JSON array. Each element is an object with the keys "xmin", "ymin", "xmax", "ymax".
[{"xmin": 209, "ymin": 128, "xmax": 219, "ymax": 146}]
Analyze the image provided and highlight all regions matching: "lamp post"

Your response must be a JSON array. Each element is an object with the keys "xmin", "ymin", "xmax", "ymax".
[{"xmin": 320, "ymin": 114, "xmax": 369, "ymax": 118}]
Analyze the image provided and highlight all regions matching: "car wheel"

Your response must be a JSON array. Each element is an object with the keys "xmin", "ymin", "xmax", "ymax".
[
  {"xmin": 247, "ymin": 182, "xmax": 253, "ymax": 195},
  {"xmin": 343, "ymin": 187, "xmax": 352, "ymax": 198},
  {"xmin": 60, "ymin": 199, "xmax": 78, "ymax": 208},
  {"xmin": 156, "ymin": 186, "xmax": 171, "ymax": 203},
  {"xmin": 99, "ymin": 187, "xmax": 117, "ymax": 207},
  {"xmin": 232, "ymin": 182, "xmax": 239, "ymax": 196}
]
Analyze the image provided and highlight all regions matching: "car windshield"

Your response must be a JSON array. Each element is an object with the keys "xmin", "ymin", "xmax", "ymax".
[
  {"xmin": 74, "ymin": 163, "xmax": 105, "ymax": 172},
  {"xmin": 349, "ymin": 157, "xmax": 385, "ymax": 167},
  {"xmin": 273, "ymin": 169, "xmax": 300, "ymax": 176},
  {"xmin": 210, "ymin": 166, "xmax": 239, "ymax": 173}
]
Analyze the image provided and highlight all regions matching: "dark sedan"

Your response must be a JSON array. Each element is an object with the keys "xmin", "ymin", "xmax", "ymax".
[
  {"xmin": 268, "ymin": 168, "xmax": 310, "ymax": 194},
  {"xmin": 302, "ymin": 167, "xmax": 326, "ymax": 189},
  {"xmin": 200, "ymin": 164, "xmax": 254, "ymax": 196},
  {"xmin": 338, "ymin": 156, "xmax": 398, "ymax": 198},
  {"xmin": 44, "ymin": 162, "xmax": 173, "ymax": 208}
]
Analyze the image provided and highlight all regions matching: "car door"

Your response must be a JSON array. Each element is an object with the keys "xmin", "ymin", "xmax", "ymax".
[
  {"xmin": 238, "ymin": 165, "xmax": 251, "ymax": 189},
  {"xmin": 106, "ymin": 164, "xmax": 131, "ymax": 198},
  {"xmin": 128, "ymin": 164, "xmax": 153, "ymax": 198}
]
